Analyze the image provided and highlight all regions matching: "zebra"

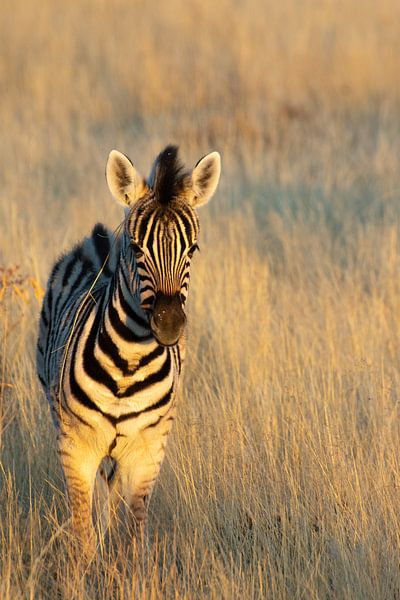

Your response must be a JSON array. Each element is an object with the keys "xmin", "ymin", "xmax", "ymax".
[{"xmin": 37, "ymin": 145, "xmax": 221, "ymax": 553}]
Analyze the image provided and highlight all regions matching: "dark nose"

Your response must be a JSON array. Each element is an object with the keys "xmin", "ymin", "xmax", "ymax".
[{"xmin": 150, "ymin": 292, "xmax": 186, "ymax": 346}]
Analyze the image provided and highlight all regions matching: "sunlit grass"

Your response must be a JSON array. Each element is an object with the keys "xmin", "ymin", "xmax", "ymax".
[{"xmin": 1, "ymin": 0, "xmax": 400, "ymax": 598}]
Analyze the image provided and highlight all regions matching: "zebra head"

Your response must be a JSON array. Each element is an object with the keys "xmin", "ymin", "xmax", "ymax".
[{"xmin": 106, "ymin": 145, "xmax": 221, "ymax": 346}]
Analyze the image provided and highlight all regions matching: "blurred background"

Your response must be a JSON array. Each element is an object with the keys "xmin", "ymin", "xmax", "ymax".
[
  {"xmin": 1, "ymin": 1, "xmax": 400, "ymax": 598},
  {"xmin": 1, "ymin": 0, "xmax": 399, "ymax": 248}
]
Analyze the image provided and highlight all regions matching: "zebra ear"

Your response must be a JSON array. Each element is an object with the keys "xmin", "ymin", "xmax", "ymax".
[
  {"xmin": 190, "ymin": 151, "xmax": 221, "ymax": 207},
  {"xmin": 106, "ymin": 150, "xmax": 147, "ymax": 207}
]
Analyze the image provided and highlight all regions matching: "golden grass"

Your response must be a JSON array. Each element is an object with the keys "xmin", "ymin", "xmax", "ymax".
[{"xmin": 1, "ymin": 0, "xmax": 400, "ymax": 598}]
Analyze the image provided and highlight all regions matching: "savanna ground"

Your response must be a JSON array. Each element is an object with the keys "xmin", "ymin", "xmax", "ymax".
[{"xmin": 1, "ymin": 1, "xmax": 400, "ymax": 598}]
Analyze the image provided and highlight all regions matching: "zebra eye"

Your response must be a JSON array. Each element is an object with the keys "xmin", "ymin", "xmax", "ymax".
[
  {"xmin": 131, "ymin": 242, "xmax": 144, "ymax": 258},
  {"xmin": 188, "ymin": 243, "xmax": 199, "ymax": 258}
]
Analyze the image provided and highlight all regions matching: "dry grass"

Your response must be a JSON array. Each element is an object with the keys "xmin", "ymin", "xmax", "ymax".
[{"xmin": 1, "ymin": 0, "xmax": 400, "ymax": 598}]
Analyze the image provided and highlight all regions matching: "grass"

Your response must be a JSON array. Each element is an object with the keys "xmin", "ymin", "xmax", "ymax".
[{"xmin": 1, "ymin": 0, "xmax": 400, "ymax": 598}]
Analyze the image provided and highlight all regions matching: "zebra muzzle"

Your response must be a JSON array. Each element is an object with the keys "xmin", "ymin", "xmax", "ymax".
[{"xmin": 150, "ymin": 292, "xmax": 186, "ymax": 346}]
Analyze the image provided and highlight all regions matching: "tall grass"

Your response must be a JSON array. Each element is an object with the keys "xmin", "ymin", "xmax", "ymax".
[{"xmin": 1, "ymin": 0, "xmax": 400, "ymax": 598}]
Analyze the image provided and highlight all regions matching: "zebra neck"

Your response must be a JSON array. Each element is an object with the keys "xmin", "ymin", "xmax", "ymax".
[{"xmin": 101, "ymin": 256, "xmax": 152, "ymax": 345}]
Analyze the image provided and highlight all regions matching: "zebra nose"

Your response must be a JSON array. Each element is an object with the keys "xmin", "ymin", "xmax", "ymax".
[{"xmin": 150, "ymin": 292, "xmax": 186, "ymax": 346}]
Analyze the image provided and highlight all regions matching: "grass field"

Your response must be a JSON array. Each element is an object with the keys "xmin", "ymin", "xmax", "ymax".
[{"xmin": 1, "ymin": 1, "xmax": 400, "ymax": 598}]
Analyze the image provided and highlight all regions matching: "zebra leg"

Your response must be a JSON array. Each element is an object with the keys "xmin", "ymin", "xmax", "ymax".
[
  {"xmin": 58, "ymin": 434, "xmax": 103, "ymax": 557},
  {"xmin": 113, "ymin": 426, "xmax": 170, "ymax": 538}
]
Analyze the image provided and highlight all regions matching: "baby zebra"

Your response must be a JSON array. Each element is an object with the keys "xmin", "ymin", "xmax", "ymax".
[{"xmin": 37, "ymin": 145, "xmax": 221, "ymax": 552}]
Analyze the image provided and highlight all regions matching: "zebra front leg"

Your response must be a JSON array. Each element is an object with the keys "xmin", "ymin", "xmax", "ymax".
[
  {"xmin": 58, "ymin": 434, "xmax": 103, "ymax": 558},
  {"xmin": 112, "ymin": 461, "xmax": 154, "ymax": 562},
  {"xmin": 113, "ymin": 423, "xmax": 172, "ymax": 542}
]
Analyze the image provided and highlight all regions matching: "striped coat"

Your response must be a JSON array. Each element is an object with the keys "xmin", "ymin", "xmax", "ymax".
[{"xmin": 37, "ymin": 146, "xmax": 221, "ymax": 552}]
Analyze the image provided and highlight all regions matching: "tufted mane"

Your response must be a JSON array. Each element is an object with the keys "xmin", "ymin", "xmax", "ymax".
[{"xmin": 152, "ymin": 145, "xmax": 189, "ymax": 205}]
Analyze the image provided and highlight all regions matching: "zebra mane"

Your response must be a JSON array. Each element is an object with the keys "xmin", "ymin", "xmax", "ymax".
[{"xmin": 152, "ymin": 145, "xmax": 190, "ymax": 206}]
